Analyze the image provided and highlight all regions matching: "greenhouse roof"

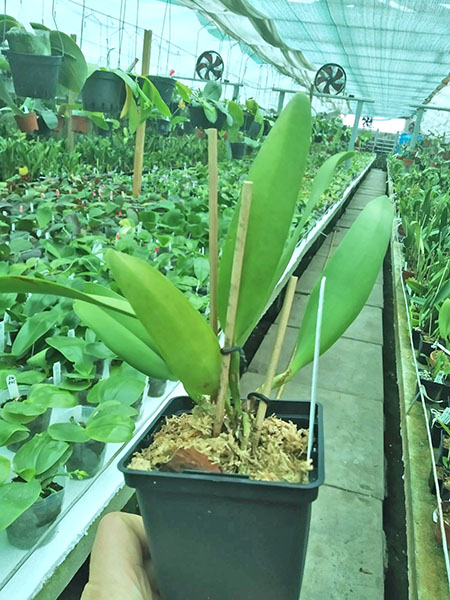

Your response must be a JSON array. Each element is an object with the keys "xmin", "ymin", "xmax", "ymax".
[{"xmin": 171, "ymin": 0, "xmax": 450, "ymax": 118}]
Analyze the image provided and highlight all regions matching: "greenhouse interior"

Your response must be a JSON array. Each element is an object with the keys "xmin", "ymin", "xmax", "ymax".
[{"xmin": 0, "ymin": 0, "xmax": 450, "ymax": 599}]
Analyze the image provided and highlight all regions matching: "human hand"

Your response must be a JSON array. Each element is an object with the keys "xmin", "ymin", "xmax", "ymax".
[{"xmin": 81, "ymin": 512, "xmax": 159, "ymax": 600}]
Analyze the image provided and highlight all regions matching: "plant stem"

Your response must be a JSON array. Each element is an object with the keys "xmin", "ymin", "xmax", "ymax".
[{"xmin": 214, "ymin": 181, "xmax": 253, "ymax": 436}]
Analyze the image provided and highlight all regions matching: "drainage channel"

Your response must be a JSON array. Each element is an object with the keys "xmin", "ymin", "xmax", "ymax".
[{"xmin": 382, "ymin": 246, "xmax": 409, "ymax": 599}]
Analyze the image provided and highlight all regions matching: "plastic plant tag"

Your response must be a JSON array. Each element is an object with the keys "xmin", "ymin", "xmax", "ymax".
[
  {"xmin": 102, "ymin": 359, "xmax": 111, "ymax": 379},
  {"xmin": 11, "ymin": 223, "xmax": 15, "ymax": 232},
  {"xmin": 6, "ymin": 375, "xmax": 19, "ymax": 399},
  {"xmin": 137, "ymin": 222, "xmax": 142, "ymax": 235},
  {"xmin": 435, "ymin": 371, "xmax": 446, "ymax": 385},
  {"xmin": 67, "ymin": 329, "xmax": 75, "ymax": 337},
  {"xmin": 3, "ymin": 312, "xmax": 11, "ymax": 346},
  {"xmin": 439, "ymin": 408, "xmax": 450, "ymax": 425},
  {"xmin": 45, "ymin": 232, "xmax": 51, "ymax": 239},
  {"xmin": 36, "ymin": 229, "xmax": 42, "ymax": 237},
  {"xmin": 142, "ymin": 376, "xmax": 150, "ymax": 402},
  {"xmin": 30, "ymin": 203, "xmax": 34, "ymax": 212},
  {"xmin": 53, "ymin": 361, "xmax": 62, "ymax": 385}
]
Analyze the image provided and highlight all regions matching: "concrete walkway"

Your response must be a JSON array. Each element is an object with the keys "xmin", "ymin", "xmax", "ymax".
[{"xmin": 241, "ymin": 168, "xmax": 387, "ymax": 600}]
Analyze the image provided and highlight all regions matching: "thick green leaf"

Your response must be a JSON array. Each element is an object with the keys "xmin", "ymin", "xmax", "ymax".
[
  {"xmin": 0, "ymin": 455, "xmax": 10, "ymax": 485},
  {"xmin": 269, "ymin": 151, "xmax": 356, "ymax": 313},
  {"xmin": 0, "ymin": 275, "xmax": 135, "ymax": 317},
  {"xmin": 218, "ymin": 92, "xmax": 312, "ymax": 346},
  {"xmin": 193, "ymin": 257, "xmax": 210, "ymax": 283},
  {"xmin": 1, "ymin": 400, "xmax": 46, "ymax": 424},
  {"xmin": 0, "ymin": 419, "xmax": 29, "ymax": 446},
  {"xmin": 141, "ymin": 78, "xmax": 172, "ymax": 119},
  {"xmin": 13, "ymin": 432, "xmax": 70, "ymax": 482},
  {"xmin": 11, "ymin": 309, "xmax": 60, "ymax": 357},
  {"xmin": 106, "ymin": 250, "xmax": 221, "ymax": 395},
  {"xmin": 27, "ymin": 384, "xmax": 77, "ymax": 410},
  {"xmin": 226, "ymin": 100, "xmax": 244, "ymax": 142},
  {"xmin": 48, "ymin": 422, "xmax": 90, "ymax": 443},
  {"xmin": 85, "ymin": 413, "xmax": 134, "ymax": 443},
  {"xmin": 50, "ymin": 31, "xmax": 87, "ymax": 93},
  {"xmin": 87, "ymin": 375, "xmax": 144, "ymax": 406},
  {"xmin": 0, "ymin": 369, "xmax": 45, "ymax": 387},
  {"xmin": 439, "ymin": 298, "xmax": 450, "ymax": 342},
  {"xmin": 74, "ymin": 301, "xmax": 175, "ymax": 380},
  {"xmin": 288, "ymin": 195, "xmax": 394, "ymax": 377},
  {"xmin": 0, "ymin": 480, "xmax": 41, "ymax": 531},
  {"xmin": 175, "ymin": 80, "xmax": 192, "ymax": 102}
]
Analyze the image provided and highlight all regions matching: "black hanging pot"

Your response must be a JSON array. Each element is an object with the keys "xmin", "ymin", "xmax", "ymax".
[
  {"xmin": 230, "ymin": 141, "xmax": 245, "ymax": 159},
  {"xmin": 119, "ymin": 396, "xmax": 324, "ymax": 600},
  {"xmin": 189, "ymin": 105, "xmax": 226, "ymax": 131},
  {"xmin": 5, "ymin": 51, "xmax": 62, "ymax": 99},
  {"xmin": 81, "ymin": 71, "xmax": 126, "ymax": 116},
  {"xmin": 148, "ymin": 75, "xmax": 176, "ymax": 105}
]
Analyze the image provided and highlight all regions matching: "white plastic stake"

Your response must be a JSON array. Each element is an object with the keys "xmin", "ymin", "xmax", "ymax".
[
  {"xmin": 53, "ymin": 361, "xmax": 62, "ymax": 385},
  {"xmin": 4, "ymin": 312, "xmax": 11, "ymax": 345},
  {"xmin": 102, "ymin": 359, "xmax": 111, "ymax": 379},
  {"xmin": 137, "ymin": 221, "xmax": 142, "ymax": 235},
  {"xmin": 67, "ymin": 329, "xmax": 75, "ymax": 337},
  {"xmin": 6, "ymin": 375, "xmax": 19, "ymax": 399},
  {"xmin": 11, "ymin": 223, "xmax": 15, "ymax": 232},
  {"xmin": 307, "ymin": 276, "xmax": 327, "ymax": 462},
  {"xmin": 142, "ymin": 376, "xmax": 150, "ymax": 402},
  {"xmin": 29, "ymin": 202, "xmax": 34, "ymax": 212}
]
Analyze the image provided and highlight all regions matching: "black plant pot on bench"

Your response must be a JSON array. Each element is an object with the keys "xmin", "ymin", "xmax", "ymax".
[{"xmin": 119, "ymin": 396, "xmax": 324, "ymax": 600}]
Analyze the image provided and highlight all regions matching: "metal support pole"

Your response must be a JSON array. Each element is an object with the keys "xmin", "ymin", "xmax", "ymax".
[
  {"xmin": 409, "ymin": 107, "xmax": 424, "ymax": 151},
  {"xmin": 346, "ymin": 100, "xmax": 364, "ymax": 169},
  {"xmin": 277, "ymin": 90, "xmax": 286, "ymax": 113}
]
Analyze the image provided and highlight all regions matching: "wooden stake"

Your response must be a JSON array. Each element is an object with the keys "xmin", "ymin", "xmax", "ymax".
[
  {"xmin": 132, "ymin": 29, "xmax": 152, "ymax": 197},
  {"xmin": 213, "ymin": 181, "xmax": 253, "ymax": 436},
  {"xmin": 254, "ymin": 275, "xmax": 298, "ymax": 436},
  {"xmin": 207, "ymin": 128, "xmax": 219, "ymax": 335}
]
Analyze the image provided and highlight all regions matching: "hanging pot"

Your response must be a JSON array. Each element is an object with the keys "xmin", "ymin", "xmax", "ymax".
[
  {"xmin": 148, "ymin": 75, "xmax": 176, "ymax": 105},
  {"xmin": 119, "ymin": 396, "xmax": 324, "ymax": 600},
  {"xmin": 6, "ymin": 482, "xmax": 65, "ymax": 549},
  {"xmin": 81, "ymin": 70, "xmax": 126, "ymax": 115},
  {"xmin": 189, "ymin": 105, "xmax": 226, "ymax": 131},
  {"xmin": 230, "ymin": 141, "xmax": 245, "ymax": 159},
  {"xmin": 6, "ymin": 51, "xmax": 62, "ymax": 99},
  {"xmin": 14, "ymin": 112, "xmax": 39, "ymax": 133}
]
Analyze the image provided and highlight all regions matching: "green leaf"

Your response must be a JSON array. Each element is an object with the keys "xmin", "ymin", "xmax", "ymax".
[
  {"xmin": 288, "ymin": 195, "xmax": 394, "ymax": 377},
  {"xmin": 11, "ymin": 309, "xmax": 60, "ymax": 357},
  {"xmin": 193, "ymin": 257, "xmax": 210, "ymax": 283},
  {"xmin": 218, "ymin": 93, "xmax": 312, "ymax": 346},
  {"xmin": 0, "ymin": 455, "xmax": 10, "ymax": 485},
  {"xmin": 106, "ymin": 250, "xmax": 221, "ymax": 395},
  {"xmin": 87, "ymin": 375, "xmax": 144, "ymax": 406},
  {"xmin": 0, "ymin": 480, "xmax": 41, "ymax": 531},
  {"xmin": 45, "ymin": 336, "xmax": 94, "ymax": 377},
  {"xmin": 270, "ymin": 151, "xmax": 356, "ymax": 296},
  {"xmin": 27, "ymin": 384, "xmax": 77, "ymax": 409},
  {"xmin": 85, "ymin": 412, "xmax": 134, "ymax": 443},
  {"xmin": 141, "ymin": 78, "xmax": 172, "ymax": 119},
  {"xmin": 1, "ymin": 400, "xmax": 46, "ymax": 425},
  {"xmin": 48, "ymin": 422, "xmax": 90, "ymax": 443},
  {"xmin": 50, "ymin": 31, "xmax": 87, "ymax": 93},
  {"xmin": 175, "ymin": 80, "xmax": 192, "ymax": 102},
  {"xmin": 13, "ymin": 432, "xmax": 71, "ymax": 483},
  {"xmin": 0, "ymin": 419, "xmax": 29, "ymax": 446},
  {"xmin": 225, "ymin": 100, "xmax": 244, "ymax": 142},
  {"xmin": 73, "ymin": 301, "xmax": 175, "ymax": 380},
  {"xmin": 36, "ymin": 204, "xmax": 53, "ymax": 228},
  {"xmin": 439, "ymin": 298, "xmax": 450, "ymax": 342}
]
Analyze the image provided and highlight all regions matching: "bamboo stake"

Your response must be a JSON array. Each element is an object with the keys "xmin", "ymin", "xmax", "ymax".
[
  {"xmin": 207, "ymin": 128, "xmax": 219, "ymax": 335},
  {"xmin": 213, "ymin": 181, "xmax": 253, "ymax": 436},
  {"xmin": 132, "ymin": 29, "xmax": 152, "ymax": 197},
  {"xmin": 253, "ymin": 275, "xmax": 298, "ymax": 439}
]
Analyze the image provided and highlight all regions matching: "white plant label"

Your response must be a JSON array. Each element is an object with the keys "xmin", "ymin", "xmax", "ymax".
[
  {"xmin": 440, "ymin": 407, "xmax": 450, "ymax": 425},
  {"xmin": 53, "ymin": 362, "xmax": 62, "ymax": 385},
  {"xmin": 30, "ymin": 202, "xmax": 34, "ymax": 212},
  {"xmin": 3, "ymin": 312, "xmax": 11, "ymax": 345},
  {"xmin": 67, "ymin": 329, "xmax": 75, "ymax": 337},
  {"xmin": 45, "ymin": 231, "xmax": 51, "ymax": 239},
  {"xmin": 6, "ymin": 375, "xmax": 19, "ymax": 399},
  {"xmin": 11, "ymin": 223, "xmax": 15, "ymax": 232},
  {"xmin": 102, "ymin": 359, "xmax": 111, "ymax": 379},
  {"xmin": 36, "ymin": 229, "xmax": 42, "ymax": 237},
  {"xmin": 137, "ymin": 222, "xmax": 142, "ymax": 235},
  {"xmin": 142, "ymin": 376, "xmax": 150, "ymax": 402}
]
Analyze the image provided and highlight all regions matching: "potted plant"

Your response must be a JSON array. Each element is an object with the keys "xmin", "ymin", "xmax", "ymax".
[
  {"xmin": 2, "ymin": 18, "xmax": 87, "ymax": 99},
  {"xmin": 0, "ymin": 92, "xmax": 394, "ymax": 598},
  {"xmin": 189, "ymin": 81, "xmax": 230, "ymax": 130},
  {"xmin": 0, "ymin": 431, "xmax": 73, "ymax": 549}
]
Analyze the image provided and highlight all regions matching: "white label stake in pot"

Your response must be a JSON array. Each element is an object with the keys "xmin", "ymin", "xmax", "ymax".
[
  {"xmin": 53, "ymin": 362, "xmax": 62, "ymax": 386},
  {"xmin": 307, "ymin": 276, "xmax": 326, "ymax": 463},
  {"xmin": 6, "ymin": 375, "xmax": 19, "ymax": 399}
]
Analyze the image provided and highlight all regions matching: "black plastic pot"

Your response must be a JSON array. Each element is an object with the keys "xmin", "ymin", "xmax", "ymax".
[
  {"xmin": 241, "ymin": 113, "xmax": 261, "ymax": 138},
  {"xmin": 6, "ymin": 483, "xmax": 64, "ymax": 549},
  {"xmin": 66, "ymin": 439, "xmax": 106, "ymax": 478},
  {"xmin": 119, "ymin": 396, "xmax": 324, "ymax": 600},
  {"xmin": 7, "ymin": 408, "xmax": 51, "ymax": 452},
  {"xmin": 230, "ymin": 141, "xmax": 245, "ymax": 159},
  {"xmin": 147, "ymin": 378, "xmax": 167, "ymax": 398},
  {"xmin": 189, "ymin": 105, "xmax": 226, "ymax": 131},
  {"xmin": 5, "ymin": 51, "xmax": 62, "ymax": 99},
  {"xmin": 420, "ymin": 378, "xmax": 450, "ymax": 406},
  {"xmin": 81, "ymin": 71, "xmax": 126, "ymax": 115},
  {"xmin": 148, "ymin": 75, "xmax": 176, "ymax": 105}
]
